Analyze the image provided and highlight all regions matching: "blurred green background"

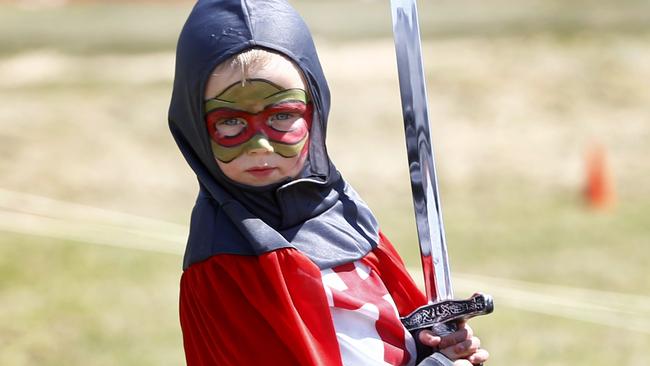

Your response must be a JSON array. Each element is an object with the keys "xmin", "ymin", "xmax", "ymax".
[{"xmin": 1, "ymin": 0, "xmax": 649, "ymax": 365}]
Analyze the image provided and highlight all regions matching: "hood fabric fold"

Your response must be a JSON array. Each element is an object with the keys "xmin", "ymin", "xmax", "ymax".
[{"xmin": 169, "ymin": 0, "xmax": 380, "ymax": 270}]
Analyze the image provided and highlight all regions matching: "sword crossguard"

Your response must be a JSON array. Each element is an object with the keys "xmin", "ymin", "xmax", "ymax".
[{"xmin": 400, "ymin": 293, "xmax": 494, "ymax": 332}]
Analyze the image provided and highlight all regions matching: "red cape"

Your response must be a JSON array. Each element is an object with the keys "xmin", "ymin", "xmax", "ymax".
[{"xmin": 180, "ymin": 233, "xmax": 426, "ymax": 366}]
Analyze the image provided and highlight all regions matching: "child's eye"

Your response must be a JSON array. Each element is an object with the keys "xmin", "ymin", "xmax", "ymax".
[
  {"xmin": 272, "ymin": 113, "xmax": 292, "ymax": 121},
  {"xmin": 222, "ymin": 118, "xmax": 243, "ymax": 126},
  {"xmin": 215, "ymin": 118, "xmax": 246, "ymax": 137},
  {"xmin": 268, "ymin": 113, "xmax": 301, "ymax": 132}
]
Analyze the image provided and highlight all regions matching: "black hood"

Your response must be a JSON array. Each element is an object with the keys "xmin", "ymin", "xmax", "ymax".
[{"xmin": 169, "ymin": 0, "xmax": 380, "ymax": 270}]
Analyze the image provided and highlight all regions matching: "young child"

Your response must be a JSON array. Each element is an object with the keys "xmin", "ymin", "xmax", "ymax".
[{"xmin": 168, "ymin": 1, "xmax": 489, "ymax": 365}]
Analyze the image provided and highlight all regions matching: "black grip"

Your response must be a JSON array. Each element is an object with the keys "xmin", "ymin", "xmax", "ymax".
[{"xmin": 401, "ymin": 293, "xmax": 494, "ymax": 332}]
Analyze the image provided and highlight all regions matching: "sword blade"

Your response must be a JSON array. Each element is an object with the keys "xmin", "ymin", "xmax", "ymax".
[{"xmin": 390, "ymin": 0, "xmax": 453, "ymax": 302}]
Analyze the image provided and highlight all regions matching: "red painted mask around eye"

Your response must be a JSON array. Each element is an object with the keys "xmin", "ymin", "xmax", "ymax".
[{"xmin": 206, "ymin": 102, "xmax": 313, "ymax": 147}]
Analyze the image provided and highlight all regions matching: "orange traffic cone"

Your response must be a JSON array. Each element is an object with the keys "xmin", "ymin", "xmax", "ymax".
[{"xmin": 584, "ymin": 143, "xmax": 615, "ymax": 210}]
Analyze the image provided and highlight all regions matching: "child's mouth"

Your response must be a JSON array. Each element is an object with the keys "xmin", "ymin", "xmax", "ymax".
[{"xmin": 246, "ymin": 166, "xmax": 276, "ymax": 178}]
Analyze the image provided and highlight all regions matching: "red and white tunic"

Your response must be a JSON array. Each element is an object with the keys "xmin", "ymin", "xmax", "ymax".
[
  {"xmin": 322, "ymin": 261, "xmax": 416, "ymax": 366},
  {"xmin": 179, "ymin": 233, "xmax": 426, "ymax": 365}
]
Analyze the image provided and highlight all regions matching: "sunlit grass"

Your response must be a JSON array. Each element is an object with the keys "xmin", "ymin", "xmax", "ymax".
[{"xmin": 0, "ymin": 233, "xmax": 184, "ymax": 366}]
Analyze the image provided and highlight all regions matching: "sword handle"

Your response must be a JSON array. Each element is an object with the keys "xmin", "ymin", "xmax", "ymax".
[
  {"xmin": 429, "ymin": 322, "xmax": 458, "ymax": 337},
  {"xmin": 400, "ymin": 293, "xmax": 494, "ymax": 332}
]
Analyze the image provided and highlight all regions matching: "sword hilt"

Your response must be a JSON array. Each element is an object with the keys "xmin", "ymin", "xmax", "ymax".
[{"xmin": 400, "ymin": 293, "xmax": 494, "ymax": 332}]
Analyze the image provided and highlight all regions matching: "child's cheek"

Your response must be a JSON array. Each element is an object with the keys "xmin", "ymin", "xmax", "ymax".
[
  {"xmin": 290, "ymin": 135, "xmax": 310, "ymax": 173},
  {"xmin": 215, "ymin": 158, "xmax": 239, "ymax": 181}
]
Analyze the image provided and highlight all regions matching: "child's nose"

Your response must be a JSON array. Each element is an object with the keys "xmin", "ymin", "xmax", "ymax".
[{"xmin": 245, "ymin": 133, "xmax": 275, "ymax": 154}]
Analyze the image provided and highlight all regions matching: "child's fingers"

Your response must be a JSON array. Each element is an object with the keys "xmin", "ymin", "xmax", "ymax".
[
  {"xmin": 468, "ymin": 348, "xmax": 490, "ymax": 365},
  {"xmin": 441, "ymin": 336, "xmax": 481, "ymax": 360},
  {"xmin": 418, "ymin": 329, "xmax": 442, "ymax": 347},
  {"xmin": 437, "ymin": 323, "xmax": 473, "ymax": 349}
]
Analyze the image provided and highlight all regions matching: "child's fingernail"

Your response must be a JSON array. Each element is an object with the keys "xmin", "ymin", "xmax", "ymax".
[{"xmin": 424, "ymin": 333, "xmax": 439, "ymax": 343}]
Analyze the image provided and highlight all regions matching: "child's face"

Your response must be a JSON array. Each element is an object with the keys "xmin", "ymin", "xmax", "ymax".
[{"xmin": 204, "ymin": 56, "xmax": 310, "ymax": 187}]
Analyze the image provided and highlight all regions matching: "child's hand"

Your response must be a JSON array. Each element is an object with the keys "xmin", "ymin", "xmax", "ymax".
[{"xmin": 418, "ymin": 321, "xmax": 489, "ymax": 365}]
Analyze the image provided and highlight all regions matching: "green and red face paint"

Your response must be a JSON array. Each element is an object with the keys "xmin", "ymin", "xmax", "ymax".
[{"xmin": 205, "ymin": 79, "xmax": 312, "ymax": 163}]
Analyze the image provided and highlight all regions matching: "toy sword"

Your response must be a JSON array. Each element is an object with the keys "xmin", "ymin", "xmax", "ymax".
[{"xmin": 390, "ymin": 0, "xmax": 493, "ymax": 335}]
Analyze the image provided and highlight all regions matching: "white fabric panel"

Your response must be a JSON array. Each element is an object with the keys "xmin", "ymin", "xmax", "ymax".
[{"xmin": 321, "ymin": 261, "xmax": 416, "ymax": 366}]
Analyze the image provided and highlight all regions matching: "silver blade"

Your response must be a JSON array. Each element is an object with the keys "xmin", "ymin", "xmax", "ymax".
[{"xmin": 390, "ymin": 0, "xmax": 453, "ymax": 302}]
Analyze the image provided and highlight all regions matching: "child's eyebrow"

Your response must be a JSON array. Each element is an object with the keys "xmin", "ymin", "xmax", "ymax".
[
  {"xmin": 204, "ymin": 99, "xmax": 242, "ymax": 114},
  {"xmin": 205, "ymin": 107, "xmax": 247, "ymax": 114},
  {"xmin": 265, "ymin": 100, "xmax": 308, "ymax": 109},
  {"xmin": 263, "ymin": 88, "xmax": 307, "ymax": 100},
  {"xmin": 204, "ymin": 96, "xmax": 238, "ymax": 108},
  {"xmin": 263, "ymin": 88, "xmax": 310, "ymax": 104}
]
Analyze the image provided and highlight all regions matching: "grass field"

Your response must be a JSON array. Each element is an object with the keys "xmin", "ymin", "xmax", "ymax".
[{"xmin": 1, "ymin": 1, "xmax": 649, "ymax": 365}]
